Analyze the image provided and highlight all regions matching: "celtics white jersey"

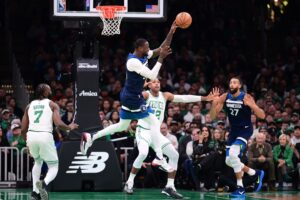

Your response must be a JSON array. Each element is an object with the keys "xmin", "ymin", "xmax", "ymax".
[
  {"xmin": 146, "ymin": 91, "xmax": 166, "ymax": 124},
  {"xmin": 28, "ymin": 99, "xmax": 53, "ymax": 133}
]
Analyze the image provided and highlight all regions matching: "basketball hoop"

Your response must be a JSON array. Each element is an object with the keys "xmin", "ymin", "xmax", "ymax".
[{"xmin": 96, "ymin": 6, "xmax": 126, "ymax": 36}]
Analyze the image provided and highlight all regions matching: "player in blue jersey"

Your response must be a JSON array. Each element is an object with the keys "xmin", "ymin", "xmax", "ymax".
[
  {"xmin": 80, "ymin": 22, "xmax": 177, "ymax": 172},
  {"xmin": 210, "ymin": 77, "xmax": 266, "ymax": 198}
]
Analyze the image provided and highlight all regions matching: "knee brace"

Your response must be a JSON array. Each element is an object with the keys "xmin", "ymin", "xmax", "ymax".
[
  {"xmin": 225, "ymin": 156, "xmax": 232, "ymax": 167},
  {"xmin": 228, "ymin": 145, "xmax": 243, "ymax": 173}
]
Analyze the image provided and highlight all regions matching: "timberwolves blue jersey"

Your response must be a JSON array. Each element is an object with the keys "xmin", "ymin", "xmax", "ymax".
[
  {"xmin": 120, "ymin": 53, "xmax": 148, "ymax": 110},
  {"xmin": 224, "ymin": 92, "xmax": 251, "ymax": 127}
]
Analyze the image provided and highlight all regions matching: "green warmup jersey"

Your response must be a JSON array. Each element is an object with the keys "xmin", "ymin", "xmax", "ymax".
[
  {"xmin": 146, "ymin": 91, "xmax": 166, "ymax": 124},
  {"xmin": 28, "ymin": 99, "xmax": 53, "ymax": 133}
]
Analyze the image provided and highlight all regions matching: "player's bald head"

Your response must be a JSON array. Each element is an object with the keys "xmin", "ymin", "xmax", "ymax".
[
  {"xmin": 36, "ymin": 83, "xmax": 51, "ymax": 99},
  {"xmin": 134, "ymin": 38, "xmax": 150, "ymax": 57},
  {"xmin": 134, "ymin": 38, "xmax": 148, "ymax": 49}
]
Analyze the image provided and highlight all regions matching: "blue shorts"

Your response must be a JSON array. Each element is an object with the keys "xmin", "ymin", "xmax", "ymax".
[
  {"xmin": 226, "ymin": 125, "xmax": 253, "ymax": 153},
  {"xmin": 120, "ymin": 107, "xmax": 154, "ymax": 120},
  {"xmin": 120, "ymin": 89, "xmax": 146, "ymax": 111}
]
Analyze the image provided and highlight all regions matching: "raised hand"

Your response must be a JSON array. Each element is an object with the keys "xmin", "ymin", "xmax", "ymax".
[
  {"xmin": 206, "ymin": 87, "xmax": 220, "ymax": 101},
  {"xmin": 243, "ymin": 94, "xmax": 256, "ymax": 107},
  {"xmin": 159, "ymin": 46, "xmax": 172, "ymax": 59}
]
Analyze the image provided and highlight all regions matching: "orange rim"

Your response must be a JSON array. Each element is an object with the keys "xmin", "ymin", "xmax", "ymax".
[{"xmin": 96, "ymin": 6, "xmax": 126, "ymax": 19}]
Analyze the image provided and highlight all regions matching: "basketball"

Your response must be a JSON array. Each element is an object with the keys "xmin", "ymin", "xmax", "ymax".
[{"xmin": 175, "ymin": 12, "xmax": 192, "ymax": 29}]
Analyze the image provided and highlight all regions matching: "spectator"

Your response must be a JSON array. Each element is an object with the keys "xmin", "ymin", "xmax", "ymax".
[
  {"xmin": 0, "ymin": 126, "xmax": 7, "ymax": 146},
  {"xmin": 183, "ymin": 128, "xmax": 200, "ymax": 190},
  {"xmin": 62, "ymin": 100, "xmax": 74, "ymax": 125},
  {"xmin": 109, "ymin": 110, "xmax": 120, "ymax": 124},
  {"xmin": 99, "ymin": 110, "xmax": 106, "ymax": 122},
  {"xmin": 290, "ymin": 125, "xmax": 300, "ymax": 189},
  {"xmin": 216, "ymin": 120, "xmax": 226, "ymax": 131},
  {"xmin": 9, "ymin": 124, "xmax": 26, "ymax": 151},
  {"xmin": 6, "ymin": 118, "xmax": 21, "ymax": 144},
  {"xmin": 273, "ymin": 134, "xmax": 294, "ymax": 190},
  {"xmin": 192, "ymin": 126, "xmax": 216, "ymax": 191},
  {"xmin": 178, "ymin": 122, "xmax": 192, "ymax": 166},
  {"xmin": 291, "ymin": 113, "xmax": 300, "ymax": 128},
  {"xmin": 7, "ymin": 98, "xmax": 23, "ymax": 119},
  {"xmin": 169, "ymin": 120, "xmax": 182, "ymax": 141},
  {"xmin": 1, "ymin": 109, "xmax": 11, "ymax": 133},
  {"xmin": 183, "ymin": 104, "xmax": 204, "ymax": 123},
  {"xmin": 248, "ymin": 132, "xmax": 276, "ymax": 191},
  {"xmin": 160, "ymin": 122, "xmax": 178, "ymax": 150},
  {"xmin": 102, "ymin": 99, "xmax": 112, "ymax": 118}
]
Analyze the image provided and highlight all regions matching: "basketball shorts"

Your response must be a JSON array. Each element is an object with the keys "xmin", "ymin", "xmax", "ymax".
[
  {"xmin": 27, "ymin": 131, "xmax": 58, "ymax": 164},
  {"xmin": 226, "ymin": 125, "xmax": 253, "ymax": 151},
  {"xmin": 135, "ymin": 125, "xmax": 171, "ymax": 149}
]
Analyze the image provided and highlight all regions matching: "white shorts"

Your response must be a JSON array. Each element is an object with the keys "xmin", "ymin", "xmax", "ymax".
[
  {"xmin": 27, "ymin": 131, "xmax": 58, "ymax": 164},
  {"xmin": 135, "ymin": 126, "xmax": 171, "ymax": 149}
]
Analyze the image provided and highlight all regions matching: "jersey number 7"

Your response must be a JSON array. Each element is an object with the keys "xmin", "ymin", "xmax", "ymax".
[{"xmin": 34, "ymin": 110, "xmax": 43, "ymax": 123}]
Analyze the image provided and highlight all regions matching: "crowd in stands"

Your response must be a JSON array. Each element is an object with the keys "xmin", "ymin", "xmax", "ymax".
[{"xmin": 1, "ymin": 0, "xmax": 300, "ymax": 192}]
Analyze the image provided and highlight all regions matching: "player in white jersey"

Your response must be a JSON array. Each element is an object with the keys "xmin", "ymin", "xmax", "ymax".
[
  {"xmin": 21, "ymin": 84, "xmax": 78, "ymax": 200},
  {"xmin": 124, "ymin": 79, "xmax": 219, "ymax": 198}
]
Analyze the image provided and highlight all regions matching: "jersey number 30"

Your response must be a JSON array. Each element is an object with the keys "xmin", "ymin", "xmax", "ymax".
[
  {"xmin": 34, "ymin": 110, "xmax": 43, "ymax": 123},
  {"xmin": 229, "ymin": 108, "xmax": 239, "ymax": 116}
]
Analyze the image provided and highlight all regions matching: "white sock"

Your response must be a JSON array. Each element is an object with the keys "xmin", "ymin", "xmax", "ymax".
[
  {"xmin": 44, "ymin": 163, "xmax": 58, "ymax": 185},
  {"xmin": 246, "ymin": 168, "xmax": 256, "ymax": 176},
  {"xmin": 32, "ymin": 161, "xmax": 42, "ymax": 193},
  {"xmin": 237, "ymin": 179, "xmax": 243, "ymax": 187},
  {"xmin": 127, "ymin": 173, "xmax": 136, "ymax": 183},
  {"xmin": 166, "ymin": 178, "xmax": 175, "ymax": 189}
]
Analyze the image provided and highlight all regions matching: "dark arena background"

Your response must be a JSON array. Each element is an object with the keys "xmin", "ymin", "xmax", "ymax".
[{"xmin": 1, "ymin": 0, "xmax": 300, "ymax": 199}]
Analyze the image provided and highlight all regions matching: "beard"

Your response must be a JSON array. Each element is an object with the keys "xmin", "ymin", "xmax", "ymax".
[{"xmin": 229, "ymin": 88, "xmax": 238, "ymax": 94}]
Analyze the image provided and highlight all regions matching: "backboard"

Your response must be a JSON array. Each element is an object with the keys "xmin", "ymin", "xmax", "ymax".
[{"xmin": 53, "ymin": 0, "xmax": 166, "ymax": 21}]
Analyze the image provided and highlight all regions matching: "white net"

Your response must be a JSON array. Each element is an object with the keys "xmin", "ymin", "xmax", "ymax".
[{"xmin": 98, "ymin": 9, "xmax": 125, "ymax": 36}]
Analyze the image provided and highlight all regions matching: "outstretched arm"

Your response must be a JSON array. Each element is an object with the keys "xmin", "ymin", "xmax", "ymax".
[
  {"xmin": 210, "ymin": 93, "xmax": 227, "ymax": 120},
  {"xmin": 164, "ymin": 88, "xmax": 220, "ymax": 102},
  {"xmin": 243, "ymin": 94, "xmax": 265, "ymax": 119},
  {"xmin": 151, "ymin": 21, "xmax": 177, "ymax": 58}
]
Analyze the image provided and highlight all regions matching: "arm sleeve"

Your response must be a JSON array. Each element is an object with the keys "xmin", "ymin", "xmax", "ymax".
[
  {"xmin": 127, "ymin": 58, "xmax": 162, "ymax": 80},
  {"xmin": 173, "ymin": 95, "xmax": 202, "ymax": 103},
  {"xmin": 147, "ymin": 50, "xmax": 154, "ymax": 59}
]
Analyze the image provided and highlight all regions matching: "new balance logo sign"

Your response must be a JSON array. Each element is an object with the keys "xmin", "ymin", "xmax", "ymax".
[
  {"xmin": 79, "ymin": 90, "xmax": 97, "ymax": 97},
  {"xmin": 78, "ymin": 63, "xmax": 97, "ymax": 69},
  {"xmin": 66, "ymin": 152, "xmax": 109, "ymax": 174}
]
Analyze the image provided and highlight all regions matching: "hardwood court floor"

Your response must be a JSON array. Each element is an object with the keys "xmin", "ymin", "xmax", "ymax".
[{"xmin": 0, "ymin": 188, "xmax": 300, "ymax": 200}]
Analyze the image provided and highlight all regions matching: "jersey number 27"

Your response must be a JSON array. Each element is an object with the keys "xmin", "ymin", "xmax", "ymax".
[{"xmin": 229, "ymin": 108, "xmax": 239, "ymax": 116}]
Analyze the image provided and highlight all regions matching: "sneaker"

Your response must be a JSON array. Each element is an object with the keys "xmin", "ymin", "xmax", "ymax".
[
  {"xmin": 31, "ymin": 191, "xmax": 41, "ymax": 200},
  {"xmin": 123, "ymin": 182, "xmax": 133, "ymax": 194},
  {"xmin": 36, "ymin": 181, "xmax": 48, "ymax": 200},
  {"xmin": 161, "ymin": 187, "xmax": 183, "ymax": 199},
  {"xmin": 152, "ymin": 158, "xmax": 174, "ymax": 173},
  {"xmin": 254, "ymin": 170, "xmax": 265, "ymax": 192},
  {"xmin": 80, "ymin": 132, "xmax": 92, "ymax": 155},
  {"xmin": 230, "ymin": 186, "xmax": 245, "ymax": 198}
]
